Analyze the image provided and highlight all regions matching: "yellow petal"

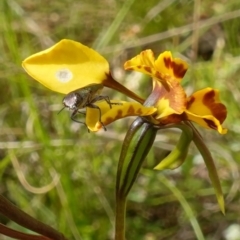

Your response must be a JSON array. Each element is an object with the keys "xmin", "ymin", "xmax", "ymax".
[
  {"xmin": 124, "ymin": 50, "xmax": 169, "ymax": 87},
  {"xmin": 124, "ymin": 50, "xmax": 188, "ymax": 90},
  {"xmin": 86, "ymin": 100, "xmax": 157, "ymax": 132},
  {"xmin": 155, "ymin": 51, "xmax": 188, "ymax": 81},
  {"xmin": 124, "ymin": 49, "xmax": 155, "ymax": 75},
  {"xmin": 185, "ymin": 88, "xmax": 227, "ymax": 134},
  {"xmin": 124, "ymin": 49, "xmax": 170, "ymax": 87},
  {"xmin": 185, "ymin": 110, "xmax": 227, "ymax": 134},
  {"xmin": 22, "ymin": 39, "xmax": 109, "ymax": 94}
]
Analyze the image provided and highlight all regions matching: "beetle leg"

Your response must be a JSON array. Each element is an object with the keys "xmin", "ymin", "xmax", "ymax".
[
  {"xmin": 92, "ymin": 95, "xmax": 122, "ymax": 109},
  {"xmin": 70, "ymin": 109, "xmax": 90, "ymax": 132},
  {"xmin": 88, "ymin": 103, "xmax": 107, "ymax": 131}
]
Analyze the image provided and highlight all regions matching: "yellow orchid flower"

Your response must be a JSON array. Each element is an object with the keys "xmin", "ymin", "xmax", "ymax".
[
  {"xmin": 22, "ymin": 40, "xmax": 227, "ymax": 133},
  {"xmin": 118, "ymin": 49, "xmax": 227, "ymax": 219},
  {"xmin": 124, "ymin": 50, "xmax": 227, "ymax": 134}
]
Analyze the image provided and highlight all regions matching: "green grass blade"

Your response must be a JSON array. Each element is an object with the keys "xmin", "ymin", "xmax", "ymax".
[{"xmin": 93, "ymin": 0, "xmax": 136, "ymax": 50}]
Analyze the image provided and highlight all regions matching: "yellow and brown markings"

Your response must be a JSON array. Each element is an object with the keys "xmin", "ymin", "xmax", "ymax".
[
  {"xmin": 203, "ymin": 118, "xmax": 218, "ymax": 130},
  {"xmin": 202, "ymin": 90, "xmax": 227, "ymax": 124},
  {"xmin": 163, "ymin": 57, "xmax": 187, "ymax": 79},
  {"xmin": 101, "ymin": 104, "xmax": 155, "ymax": 128},
  {"xmin": 186, "ymin": 95, "xmax": 195, "ymax": 109},
  {"xmin": 144, "ymin": 66, "xmax": 152, "ymax": 73},
  {"xmin": 159, "ymin": 113, "xmax": 185, "ymax": 125},
  {"xmin": 127, "ymin": 105, "xmax": 135, "ymax": 114}
]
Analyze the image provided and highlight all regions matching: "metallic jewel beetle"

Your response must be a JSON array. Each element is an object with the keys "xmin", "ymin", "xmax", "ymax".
[{"xmin": 62, "ymin": 83, "xmax": 118, "ymax": 131}]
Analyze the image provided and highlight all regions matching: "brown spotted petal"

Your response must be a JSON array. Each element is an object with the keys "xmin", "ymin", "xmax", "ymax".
[
  {"xmin": 145, "ymin": 79, "xmax": 187, "ymax": 119},
  {"xmin": 185, "ymin": 88, "xmax": 227, "ymax": 134},
  {"xmin": 124, "ymin": 49, "xmax": 155, "ymax": 74},
  {"xmin": 154, "ymin": 51, "xmax": 188, "ymax": 81},
  {"xmin": 86, "ymin": 100, "xmax": 157, "ymax": 132},
  {"xmin": 124, "ymin": 50, "xmax": 188, "ymax": 91}
]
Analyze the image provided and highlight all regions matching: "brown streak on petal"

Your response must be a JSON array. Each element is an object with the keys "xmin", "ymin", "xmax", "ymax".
[
  {"xmin": 181, "ymin": 112, "xmax": 188, "ymax": 120},
  {"xmin": 203, "ymin": 90, "xmax": 227, "ymax": 123},
  {"xmin": 136, "ymin": 108, "xmax": 143, "ymax": 115},
  {"xmin": 104, "ymin": 117, "xmax": 114, "ymax": 125},
  {"xmin": 187, "ymin": 96, "xmax": 195, "ymax": 109},
  {"xmin": 154, "ymin": 71, "xmax": 170, "ymax": 91},
  {"xmin": 127, "ymin": 105, "xmax": 135, "ymax": 114},
  {"xmin": 159, "ymin": 113, "xmax": 184, "ymax": 125},
  {"xmin": 172, "ymin": 62, "xmax": 187, "ymax": 78},
  {"xmin": 144, "ymin": 66, "xmax": 152, "ymax": 73},
  {"xmin": 204, "ymin": 119, "xmax": 217, "ymax": 130},
  {"xmin": 116, "ymin": 109, "xmax": 123, "ymax": 118},
  {"xmin": 155, "ymin": 71, "xmax": 162, "ymax": 79},
  {"xmin": 204, "ymin": 89, "xmax": 215, "ymax": 99},
  {"xmin": 215, "ymin": 103, "xmax": 227, "ymax": 123},
  {"xmin": 137, "ymin": 65, "xmax": 142, "ymax": 69},
  {"xmin": 155, "ymin": 71, "xmax": 167, "ymax": 80},
  {"xmin": 164, "ymin": 57, "xmax": 172, "ymax": 69}
]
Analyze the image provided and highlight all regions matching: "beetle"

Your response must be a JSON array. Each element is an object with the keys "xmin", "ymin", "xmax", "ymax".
[{"xmin": 62, "ymin": 83, "xmax": 118, "ymax": 131}]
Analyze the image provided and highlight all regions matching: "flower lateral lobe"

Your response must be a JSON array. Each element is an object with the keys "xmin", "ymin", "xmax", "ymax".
[
  {"xmin": 124, "ymin": 49, "xmax": 155, "ymax": 73},
  {"xmin": 124, "ymin": 50, "xmax": 188, "ymax": 89},
  {"xmin": 22, "ymin": 39, "xmax": 110, "ymax": 94},
  {"xmin": 86, "ymin": 101, "xmax": 157, "ymax": 132},
  {"xmin": 185, "ymin": 88, "xmax": 227, "ymax": 134},
  {"xmin": 154, "ymin": 51, "xmax": 188, "ymax": 81}
]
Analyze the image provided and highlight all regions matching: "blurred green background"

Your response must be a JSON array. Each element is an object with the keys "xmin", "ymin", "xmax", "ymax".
[{"xmin": 0, "ymin": 0, "xmax": 240, "ymax": 239}]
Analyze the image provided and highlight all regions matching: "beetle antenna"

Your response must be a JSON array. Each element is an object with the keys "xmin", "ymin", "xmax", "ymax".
[{"xmin": 58, "ymin": 106, "xmax": 66, "ymax": 115}]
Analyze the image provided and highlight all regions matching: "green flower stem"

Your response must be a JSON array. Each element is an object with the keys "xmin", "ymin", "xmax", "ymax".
[
  {"xmin": 115, "ymin": 117, "xmax": 158, "ymax": 240},
  {"xmin": 186, "ymin": 122, "xmax": 225, "ymax": 214},
  {"xmin": 115, "ymin": 196, "xmax": 126, "ymax": 240}
]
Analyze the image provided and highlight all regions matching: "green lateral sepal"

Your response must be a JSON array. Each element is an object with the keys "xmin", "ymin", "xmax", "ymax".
[{"xmin": 154, "ymin": 124, "xmax": 193, "ymax": 170}]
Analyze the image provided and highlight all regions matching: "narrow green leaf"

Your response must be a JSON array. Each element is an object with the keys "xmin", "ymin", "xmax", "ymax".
[{"xmin": 93, "ymin": 0, "xmax": 136, "ymax": 50}]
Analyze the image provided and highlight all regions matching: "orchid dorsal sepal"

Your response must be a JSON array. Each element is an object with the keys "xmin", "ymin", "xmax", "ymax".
[
  {"xmin": 22, "ymin": 39, "xmax": 145, "ymax": 104},
  {"xmin": 154, "ymin": 123, "xmax": 193, "ymax": 170},
  {"xmin": 22, "ymin": 39, "xmax": 110, "ymax": 94}
]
